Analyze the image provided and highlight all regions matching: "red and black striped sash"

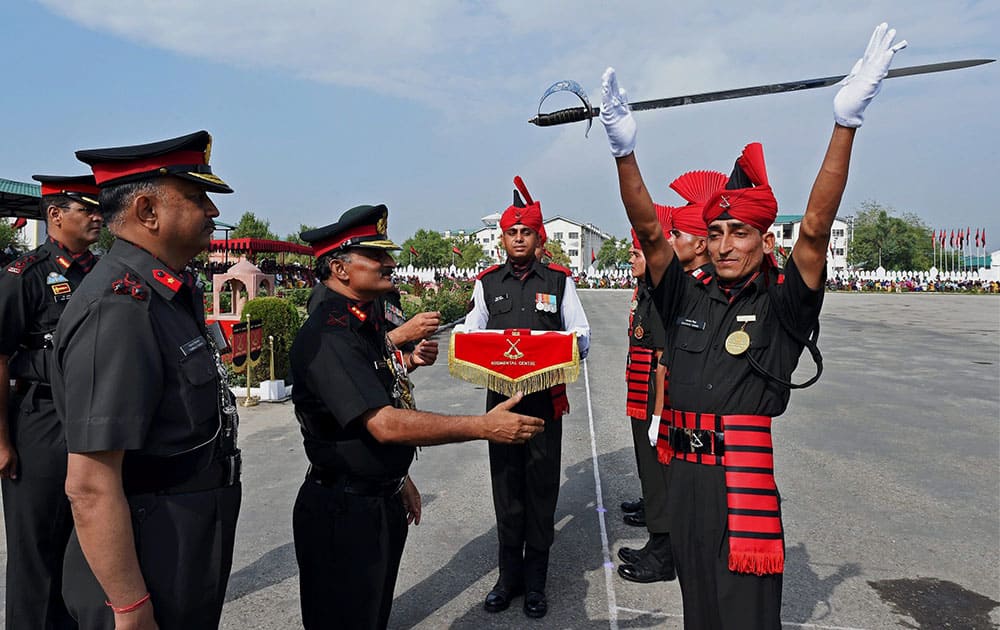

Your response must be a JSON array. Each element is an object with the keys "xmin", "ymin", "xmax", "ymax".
[
  {"xmin": 625, "ymin": 346, "xmax": 655, "ymax": 419},
  {"xmin": 669, "ymin": 410, "xmax": 783, "ymax": 575}
]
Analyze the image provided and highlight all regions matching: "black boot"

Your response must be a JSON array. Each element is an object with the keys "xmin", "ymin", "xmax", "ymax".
[
  {"xmin": 617, "ymin": 537, "xmax": 650, "ymax": 564},
  {"xmin": 523, "ymin": 546, "xmax": 550, "ymax": 618},
  {"xmin": 485, "ymin": 545, "xmax": 524, "ymax": 613},
  {"xmin": 623, "ymin": 505, "xmax": 646, "ymax": 527},
  {"xmin": 620, "ymin": 497, "xmax": 644, "ymax": 514},
  {"xmin": 618, "ymin": 533, "xmax": 676, "ymax": 583}
]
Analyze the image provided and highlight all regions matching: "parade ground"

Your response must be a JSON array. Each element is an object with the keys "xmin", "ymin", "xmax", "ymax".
[{"xmin": 2, "ymin": 291, "xmax": 998, "ymax": 629}]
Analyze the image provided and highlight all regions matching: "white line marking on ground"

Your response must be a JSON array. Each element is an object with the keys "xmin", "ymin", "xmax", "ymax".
[{"xmin": 584, "ymin": 360, "xmax": 619, "ymax": 630}]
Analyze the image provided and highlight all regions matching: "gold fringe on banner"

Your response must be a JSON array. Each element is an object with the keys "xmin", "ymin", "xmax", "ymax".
[{"xmin": 448, "ymin": 331, "xmax": 580, "ymax": 396}]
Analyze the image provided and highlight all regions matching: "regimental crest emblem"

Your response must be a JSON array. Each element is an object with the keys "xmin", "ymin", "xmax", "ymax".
[{"xmin": 503, "ymin": 338, "xmax": 525, "ymax": 360}]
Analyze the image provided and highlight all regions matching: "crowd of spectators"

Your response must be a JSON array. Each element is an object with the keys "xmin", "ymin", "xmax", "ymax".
[{"xmin": 826, "ymin": 275, "xmax": 1000, "ymax": 293}]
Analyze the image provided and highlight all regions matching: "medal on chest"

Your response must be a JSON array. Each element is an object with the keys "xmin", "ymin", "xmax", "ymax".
[
  {"xmin": 633, "ymin": 324, "xmax": 645, "ymax": 340},
  {"xmin": 384, "ymin": 301, "xmax": 405, "ymax": 327},
  {"xmin": 725, "ymin": 314, "xmax": 756, "ymax": 356},
  {"xmin": 535, "ymin": 292, "xmax": 557, "ymax": 313}
]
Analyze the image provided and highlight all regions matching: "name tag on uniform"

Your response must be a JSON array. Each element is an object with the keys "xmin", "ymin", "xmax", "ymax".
[
  {"xmin": 492, "ymin": 294, "xmax": 509, "ymax": 304},
  {"xmin": 676, "ymin": 317, "xmax": 706, "ymax": 330},
  {"xmin": 179, "ymin": 336, "xmax": 207, "ymax": 357}
]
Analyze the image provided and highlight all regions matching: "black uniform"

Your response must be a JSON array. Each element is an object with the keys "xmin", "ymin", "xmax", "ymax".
[
  {"xmin": 472, "ymin": 260, "xmax": 580, "ymax": 593},
  {"xmin": 653, "ymin": 256, "xmax": 823, "ymax": 630},
  {"xmin": 290, "ymin": 289, "xmax": 414, "ymax": 630},
  {"xmin": 52, "ymin": 239, "xmax": 241, "ymax": 629},
  {"xmin": 0, "ymin": 238, "xmax": 93, "ymax": 630},
  {"xmin": 626, "ymin": 279, "xmax": 669, "ymax": 534}
]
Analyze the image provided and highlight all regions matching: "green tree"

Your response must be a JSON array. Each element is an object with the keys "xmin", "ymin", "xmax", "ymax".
[
  {"xmin": 231, "ymin": 211, "xmax": 278, "ymax": 240},
  {"xmin": 596, "ymin": 238, "xmax": 629, "ymax": 270},
  {"xmin": 0, "ymin": 219, "xmax": 26, "ymax": 254},
  {"xmin": 846, "ymin": 201, "xmax": 932, "ymax": 271},
  {"xmin": 95, "ymin": 226, "xmax": 116, "ymax": 254},
  {"xmin": 448, "ymin": 236, "xmax": 488, "ymax": 269},
  {"xmin": 284, "ymin": 224, "xmax": 316, "ymax": 245},
  {"xmin": 544, "ymin": 239, "xmax": 572, "ymax": 267},
  {"xmin": 399, "ymin": 229, "xmax": 450, "ymax": 267}
]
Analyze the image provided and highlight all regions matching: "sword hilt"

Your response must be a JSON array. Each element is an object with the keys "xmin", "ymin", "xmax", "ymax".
[{"xmin": 529, "ymin": 106, "xmax": 600, "ymax": 127}]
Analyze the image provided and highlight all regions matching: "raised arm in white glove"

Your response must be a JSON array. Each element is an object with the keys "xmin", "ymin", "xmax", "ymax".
[
  {"xmin": 833, "ymin": 22, "xmax": 907, "ymax": 128},
  {"xmin": 600, "ymin": 67, "xmax": 637, "ymax": 157}
]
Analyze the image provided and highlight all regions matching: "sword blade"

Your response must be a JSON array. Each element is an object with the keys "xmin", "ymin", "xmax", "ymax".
[{"xmin": 529, "ymin": 59, "xmax": 994, "ymax": 126}]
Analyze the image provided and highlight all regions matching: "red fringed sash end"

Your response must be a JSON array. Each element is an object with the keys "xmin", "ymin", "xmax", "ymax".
[
  {"xmin": 728, "ymin": 549, "xmax": 784, "ymax": 576},
  {"xmin": 551, "ymin": 383, "xmax": 569, "ymax": 418}
]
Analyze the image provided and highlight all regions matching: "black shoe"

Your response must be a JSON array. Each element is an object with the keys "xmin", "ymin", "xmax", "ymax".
[
  {"xmin": 617, "ymin": 545, "xmax": 645, "ymax": 565},
  {"xmin": 620, "ymin": 497, "xmax": 644, "ymax": 514},
  {"xmin": 617, "ymin": 560, "xmax": 677, "ymax": 583},
  {"xmin": 623, "ymin": 507, "xmax": 646, "ymax": 527},
  {"xmin": 523, "ymin": 590, "xmax": 548, "ymax": 618},
  {"xmin": 484, "ymin": 583, "xmax": 523, "ymax": 613}
]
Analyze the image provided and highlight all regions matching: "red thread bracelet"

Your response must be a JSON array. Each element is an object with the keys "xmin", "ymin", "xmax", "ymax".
[{"xmin": 105, "ymin": 593, "xmax": 150, "ymax": 614}]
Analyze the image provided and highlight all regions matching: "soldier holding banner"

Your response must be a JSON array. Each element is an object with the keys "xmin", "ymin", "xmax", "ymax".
[
  {"xmin": 290, "ymin": 203, "xmax": 544, "ymax": 630},
  {"xmin": 461, "ymin": 177, "xmax": 590, "ymax": 619}
]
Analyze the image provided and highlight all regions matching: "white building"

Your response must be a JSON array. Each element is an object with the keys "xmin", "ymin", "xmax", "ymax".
[
  {"xmin": 768, "ymin": 214, "xmax": 849, "ymax": 274},
  {"xmin": 470, "ymin": 213, "xmax": 613, "ymax": 272},
  {"xmin": 0, "ymin": 177, "xmax": 46, "ymax": 252}
]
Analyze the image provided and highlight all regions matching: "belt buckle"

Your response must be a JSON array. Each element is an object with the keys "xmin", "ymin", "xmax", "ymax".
[{"xmin": 684, "ymin": 428, "xmax": 704, "ymax": 452}]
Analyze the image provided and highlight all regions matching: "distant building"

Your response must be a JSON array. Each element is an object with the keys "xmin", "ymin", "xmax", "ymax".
[
  {"xmin": 768, "ymin": 214, "xmax": 849, "ymax": 274},
  {"xmin": 0, "ymin": 177, "xmax": 45, "ymax": 251},
  {"xmin": 469, "ymin": 213, "xmax": 613, "ymax": 272}
]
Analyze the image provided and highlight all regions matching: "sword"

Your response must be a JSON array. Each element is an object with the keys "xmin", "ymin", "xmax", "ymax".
[{"xmin": 528, "ymin": 59, "xmax": 994, "ymax": 131}]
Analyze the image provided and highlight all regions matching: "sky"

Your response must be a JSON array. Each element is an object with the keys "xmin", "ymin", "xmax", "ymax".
[{"xmin": 2, "ymin": 1, "xmax": 997, "ymax": 251}]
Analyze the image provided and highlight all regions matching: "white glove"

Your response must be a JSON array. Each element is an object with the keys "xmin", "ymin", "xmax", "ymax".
[
  {"xmin": 647, "ymin": 414, "xmax": 660, "ymax": 447},
  {"xmin": 600, "ymin": 67, "xmax": 637, "ymax": 157},
  {"xmin": 833, "ymin": 22, "xmax": 908, "ymax": 127}
]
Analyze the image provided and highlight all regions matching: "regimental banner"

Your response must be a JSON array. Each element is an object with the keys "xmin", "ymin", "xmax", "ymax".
[
  {"xmin": 231, "ymin": 322, "xmax": 248, "ymax": 371},
  {"xmin": 449, "ymin": 329, "xmax": 580, "ymax": 396},
  {"xmin": 248, "ymin": 319, "xmax": 264, "ymax": 363}
]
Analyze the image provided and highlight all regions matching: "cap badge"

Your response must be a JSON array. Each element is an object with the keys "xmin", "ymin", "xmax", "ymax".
[
  {"xmin": 719, "ymin": 195, "xmax": 731, "ymax": 209},
  {"xmin": 376, "ymin": 215, "xmax": 387, "ymax": 236}
]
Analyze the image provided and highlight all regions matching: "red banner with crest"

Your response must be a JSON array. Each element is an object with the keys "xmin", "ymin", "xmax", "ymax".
[{"xmin": 449, "ymin": 329, "xmax": 579, "ymax": 396}]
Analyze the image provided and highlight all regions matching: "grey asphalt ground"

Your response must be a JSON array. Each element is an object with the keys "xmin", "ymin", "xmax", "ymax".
[{"xmin": 2, "ymin": 291, "xmax": 998, "ymax": 629}]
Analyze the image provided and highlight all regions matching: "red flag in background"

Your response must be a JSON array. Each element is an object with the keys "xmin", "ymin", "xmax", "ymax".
[
  {"xmin": 931, "ymin": 230, "xmax": 936, "ymax": 246},
  {"xmin": 975, "ymin": 228, "xmax": 981, "ymax": 247},
  {"xmin": 950, "ymin": 230, "xmax": 955, "ymax": 247},
  {"xmin": 409, "ymin": 245, "xmax": 419, "ymax": 257},
  {"xmin": 590, "ymin": 249, "xmax": 596, "ymax": 263},
  {"xmin": 940, "ymin": 230, "xmax": 946, "ymax": 247},
  {"xmin": 12, "ymin": 217, "xmax": 27, "ymax": 230},
  {"xmin": 452, "ymin": 246, "xmax": 462, "ymax": 256},
  {"xmin": 966, "ymin": 227, "xmax": 971, "ymax": 243}
]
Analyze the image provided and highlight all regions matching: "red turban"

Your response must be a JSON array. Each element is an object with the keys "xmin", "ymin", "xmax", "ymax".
[
  {"xmin": 631, "ymin": 204, "xmax": 674, "ymax": 248},
  {"xmin": 702, "ymin": 143, "xmax": 777, "ymax": 234},
  {"xmin": 668, "ymin": 170, "xmax": 728, "ymax": 237},
  {"xmin": 538, "ymin": 223, "xmax": 548, "ymax": 245},
  {"xmin": 501, "ymin": 175, "xmax": 545, "ymax": 234}
]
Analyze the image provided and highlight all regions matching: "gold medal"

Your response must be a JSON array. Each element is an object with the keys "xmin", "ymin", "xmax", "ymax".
[
  {"xmin": 634, "ymin": 325, "xmax": 644, "ymax": 340},
  {"xmin": 725, "ymin": 330, "xmax": 751, "ymax": 355}
]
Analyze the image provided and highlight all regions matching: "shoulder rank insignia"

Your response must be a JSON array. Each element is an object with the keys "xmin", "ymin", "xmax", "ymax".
[
  {"xmin": 326, "ymin": 312, "xmax": 348, "ymax": 328},
  {"xmin": 348, "ymin": 303, "xmax": 368, "ymax": 322},
  {"xmin": 111, "ymin": 272, "xmax": 147, "ymax": 301},
  {"xmin": 55, "ymin": 255, "xmax": 72, "ymax": 270},
  {"xmin": 5, "ymin": 254, "xmax": 38, "ymax": 275},
  {"xmin": 152, "ymin": 269, "xmax": 182, "ymax": 293}
]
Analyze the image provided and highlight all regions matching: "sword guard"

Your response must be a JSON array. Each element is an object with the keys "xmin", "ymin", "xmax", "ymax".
[{"xmin": 533, "ymin": 79, "xmax": 596, "ymax": 136}]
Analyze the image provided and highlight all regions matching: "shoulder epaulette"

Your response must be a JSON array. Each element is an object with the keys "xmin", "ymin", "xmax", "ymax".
[
  {"xmin": 546, "ymin": 263, "xmax": 573, "ymax": 277},
  {"xmin": 4, "ymin": 250, "xmax": 48, "ymax": 275},
  {"xmin": 110, "ymin": 271, "xmax": 149, "ymax": 301},
  {"xmin": 689, "ymin": 266, "xmax": 713, "ymax": 285},
  {"xmin": 476, "ymin": 264, "xmax": 502, "ymax": 280}
]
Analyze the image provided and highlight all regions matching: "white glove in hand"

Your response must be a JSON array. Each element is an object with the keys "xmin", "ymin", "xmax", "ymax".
[
  {"xmin": 600, "ymin": 67, "xmax": 637, "ymax": 157},
  {"xmin": 833, "ymin": 22, "xmax": 908, "ymax": 127},
  {"xmin": 647, "ymin": 414, "xmax": 660, "ymax": 447}
]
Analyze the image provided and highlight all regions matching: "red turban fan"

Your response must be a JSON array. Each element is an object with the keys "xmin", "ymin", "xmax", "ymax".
[
  {"xmin": 702, "ymin": 143, "xmax": 777, "ymax": 234},
  {"xmin": 669, "ymin": 170, "xmax": 728, "ymax": 237},
  {"xmin": 631, "ymin": 204, "xmax": 674, "ymax": 248}
]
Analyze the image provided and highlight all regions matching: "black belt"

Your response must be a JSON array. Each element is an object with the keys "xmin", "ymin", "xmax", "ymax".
[
  {"xmin": 306, "ymin": 465, "xmax": 405, "ymax": 498},
  {"xmin": 667, "ymin": 426, "xmax": 725, "ymax": 456},
  {"xmin": 11, "ymin": 381, "xmax": 51, "ymax": 398},
  {"xmin": 19, "ymin": 332, "xmax": 53, "ymax": 350},
  {"xmin": 153, "ymin": 452, "xmax": 242, "ymax": 496}
]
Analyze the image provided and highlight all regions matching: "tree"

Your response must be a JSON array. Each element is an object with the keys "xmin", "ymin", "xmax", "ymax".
[
  {"xmin": 846, "ymin": 201, "xmax": 932, "ymax": 271},
  {"xmin": 544, "ymin": 239, "xmax": 572, "ymax": 267},
  {"xmin": 0, "ymin": 219, "xmax": 26, "ymax": 256},
  {"xmin": 597, "ymin": 238, "xmax": 630, "ymax": 270},
  {"xmin": 96, "ymin": 226, "xmax": 116, "ymax": 254},
  {"xmin": 231, "ymin": 211, "xmax": 278, "ymax": 240},
  {"xmin": 399, "ymin": 229, "xmax": 451, "ymax": 267},
  {"xmin": 284, "ymin": 224, "xmax": 316, "ymax": 246},
  {"xmin": 448, "ymin": 236, "xmax": 488, "ymax": 269}
]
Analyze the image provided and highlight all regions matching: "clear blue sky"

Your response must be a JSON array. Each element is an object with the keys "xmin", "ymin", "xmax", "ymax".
[{"xmin": 3, "ymin": 1, "xmax": 997, "ymax": 249}]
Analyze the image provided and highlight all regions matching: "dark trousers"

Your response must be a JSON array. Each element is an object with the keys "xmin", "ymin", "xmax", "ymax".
[
  {"xmin": 293, "ymin": 479, "xmax": 408, "ymax": 630},
  {"xmin": 666, "ymin": 460, "xmax": 782, "ymax": 630},
  {"xmin": 629, "ymin": 416, "xmax": 670, "ymax": 534},
  {"xmin": 1, "ymin": 390, "xmax": 75, "ymax": 630},
  {"xmin": 488, "ymin": 413, "xmax": 562, "ymax": 592},
  {"xmin": 62, "ymin": 483, "xmax": 242, "ymax": 630}
]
